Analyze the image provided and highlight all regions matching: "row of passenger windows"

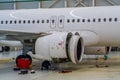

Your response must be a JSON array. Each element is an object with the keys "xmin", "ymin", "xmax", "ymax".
[
  {"xmin": 0, "ymin": 18, "xmax": 118, "ymax": 24},
  {"xmin": 0, "ymin": 19, "xmax": 50, "ymax": 24},
  {"xmin": 67, "ymin": 18, "xmax": 118, "ymax": 23}
]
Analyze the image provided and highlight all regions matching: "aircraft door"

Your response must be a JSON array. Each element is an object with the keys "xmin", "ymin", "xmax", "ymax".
[
  {"xmin": 58, "ymin": 15, "xmax": 64, "ymax": 28},
  {"xmin": 50, "ymin": 16, "xmax": 57, "ymax": 29}
]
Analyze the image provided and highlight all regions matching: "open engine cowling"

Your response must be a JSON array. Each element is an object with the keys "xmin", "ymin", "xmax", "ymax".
[
  {"xmin": 35, "ymin": 32, "xmax": 84, "ymax": 64},
  {"xmin": 84, "ymin": 46, "xmax": 111, "ymax": 55}
]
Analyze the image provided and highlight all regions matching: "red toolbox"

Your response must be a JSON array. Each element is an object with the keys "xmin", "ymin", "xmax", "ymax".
[{"xmin": 17, "ymin": 58, "xmax": 30, "ymax": 69}]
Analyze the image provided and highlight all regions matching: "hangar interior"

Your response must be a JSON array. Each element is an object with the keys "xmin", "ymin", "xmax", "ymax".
[
  {"xmin": 0, "ymin": 0, "xmax": 120, "ymax": 10},
  {"xmin": 0, "ymin": 0, "xmax": 120, "ymax": 50},
  {"xmin": 0, "ymin": 0, "xmax": 120, "ymax": 80}
]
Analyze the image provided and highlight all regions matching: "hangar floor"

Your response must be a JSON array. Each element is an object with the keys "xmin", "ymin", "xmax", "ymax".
[{"xmin": 0, "ymin": 51, "xmax": 120, "ymax": 80}]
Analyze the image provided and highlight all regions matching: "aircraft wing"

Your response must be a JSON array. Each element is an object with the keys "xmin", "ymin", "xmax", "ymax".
[
  {"xmin": 0, "ymin": 29, "xmax": 50, "ymax": 41},
  {"xmin": 0, "ymin": 40, "xmax": 23, "ymax": 47}
]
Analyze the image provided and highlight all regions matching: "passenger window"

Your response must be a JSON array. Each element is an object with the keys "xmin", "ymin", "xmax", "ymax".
[
  {"xmin": 67, "ymin": 19, "xmax": 70, "ymax": 23},
  {"xmin": 114, "ymin": 18, "xmax": 118, "ymax": 22},
  {"xmin": 46, "ymin": 20, "xmax": 49, "ymax": 23},
  {"xmin": 77, "ymin": 19, "xmax": 80, "ymax": 22},
  {"xmin": 82, "ymin": 19, "xmax": 85, "ymax": 22},
  {"xmin": 87, "ymin": 19, "xmax": 90, "ymax": 22},
  {"xmin": 72, "ymin": 19, "xmax": 75, "ymax": 23},
  {"xmin": 59, "ymin": 19, "xmax": 62, "ymax": 23},
  {"xmin": 1, "ymin": 21, "xmax": 3, "ymax": 24},
  {"xmin": 98, "ymin": 18, "xmax": 101, "ymax": 22},
  {"xmin": 19, "ymin": 20, "xmax": 21, "ymax": 24},
  {"xmin": 10, "ymin": 20, "xmax": 12, "ymax": 24},
  {"xmin": 93, "ymin": 18, "xmax": 96, "ymax": 22},
  {"xmin": 52, "ymin": 20, "xmax": 55, "ymax": 23},
  {"xmin": 32, "ymin": 20, "xmax": 35, "ymax": 24},
  {"xmin": 103, "ymin": 18, "xmax": 106, "ymax": 22},
  {"xmin": 28, "ymin": 20, "xmax": 30, "ymax": 24},
  {"xmin": 109, "ymin": 18, "xmax": 112, "ymax": 22},
  {"xmin": 23, "ymin": 20, "xmax": 26, "ymax": 24},
  {"xmin": 14, "ymin": 20, "xmax": 17, "ymax": 24},
  {"xmin": 50, "ymin": 16, "xmax": 57, "ymax": 28},
  {"xmin": 37, "ymin": 20, "xmax": 40, "ymax": 23},
  {"xmin": 42, "ymin": 20, "xmax": 44, "ymax": 23},
  {"xmin": 5, "ymin": 21, "xmax": 8, "ymax": 24}
]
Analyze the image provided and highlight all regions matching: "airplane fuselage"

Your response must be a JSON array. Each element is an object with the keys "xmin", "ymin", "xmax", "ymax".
[{"xmin": 0, "ymin": 6, "xmax": 120, "ymax": 46}]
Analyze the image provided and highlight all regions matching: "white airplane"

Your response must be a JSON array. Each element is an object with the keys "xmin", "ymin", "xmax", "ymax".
[{"xmin": 0, "ymin": 6, "xmax": 119, "ymax": 69}]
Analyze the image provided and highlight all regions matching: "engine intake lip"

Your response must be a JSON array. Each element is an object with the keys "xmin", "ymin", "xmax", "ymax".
[{"xmin": 67, "ymin": 35, "xmax": 84, "ymax": 64}]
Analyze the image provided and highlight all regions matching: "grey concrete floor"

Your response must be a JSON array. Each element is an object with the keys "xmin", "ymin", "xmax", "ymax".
[{"xmin": 0, "ymin": 51, "xmax": 120, "ymax": 80}]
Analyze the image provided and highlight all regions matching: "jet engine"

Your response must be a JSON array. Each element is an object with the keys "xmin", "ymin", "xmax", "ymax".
[
  {"xmin": 35, "ymin": 32, "xmax": 84, "ymax": 64},
  {"xmin": 84, "ymin": 46, "xmax": 111, "ymax": 55}
]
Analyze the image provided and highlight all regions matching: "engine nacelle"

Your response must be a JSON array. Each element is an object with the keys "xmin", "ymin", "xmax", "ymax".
[
  {"xmin": 84, "ymin": 46, "xmax": 111, "ymax": 55},
  {"xmin": 35, "ymin": 32, "xmax": 84, "ymax": 64}
]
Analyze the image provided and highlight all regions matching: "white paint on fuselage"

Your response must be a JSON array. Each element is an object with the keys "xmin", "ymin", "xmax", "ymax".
[{"xmin": 0, "ymin": 6, "xmax": 120, "ymax": 46}]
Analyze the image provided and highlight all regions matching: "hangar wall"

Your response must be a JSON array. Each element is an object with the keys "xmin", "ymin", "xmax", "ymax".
[{"xmin": 0, "ymin": 0, "xmax": 120, "ymax": 10}]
